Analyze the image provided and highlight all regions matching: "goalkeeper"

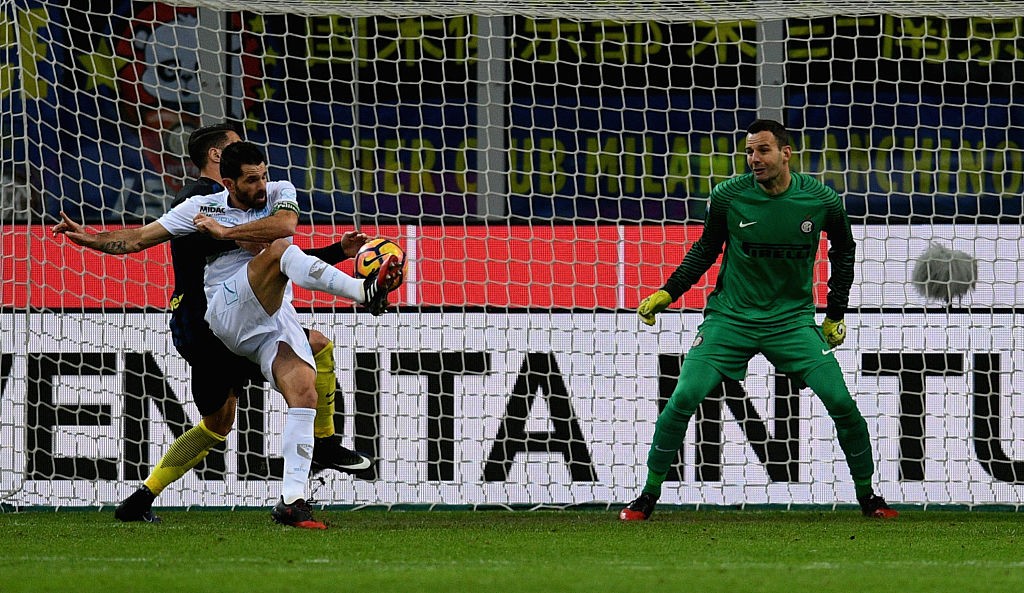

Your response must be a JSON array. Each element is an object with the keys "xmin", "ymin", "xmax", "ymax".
[{"xmin": 621, "ymin": 119, "xmax": 897, "ymax": 521}]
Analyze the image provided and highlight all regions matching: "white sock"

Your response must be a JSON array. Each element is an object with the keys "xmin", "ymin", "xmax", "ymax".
[
  {"xmin": 280, "ymin": 407, "xmax": 316, "ymax": 505},
  {"xmin": 280, "ymin": 244, "xmax": 365, "ymax": 302}
]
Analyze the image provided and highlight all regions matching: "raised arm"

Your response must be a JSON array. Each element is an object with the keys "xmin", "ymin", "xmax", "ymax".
[{"xmin": 51, "ymin": 211, "xmax": 172, "ymax": 254}]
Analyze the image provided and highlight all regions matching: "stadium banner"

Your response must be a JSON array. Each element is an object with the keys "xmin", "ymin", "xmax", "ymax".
[
  {"xmin": 3, "ymin": 223, "xmax": 1019, "ymax": 311},
  {"xmin": 1, "ymin": 310, "xmax": 1022, "ymax": 508},
  {"xmin": 3, "ymin": 3, "xmax": 1021, "ymax": 223}
]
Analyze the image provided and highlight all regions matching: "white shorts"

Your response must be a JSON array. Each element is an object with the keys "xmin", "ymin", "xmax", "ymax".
[{"xmin": 204, "ymin": 266, "xmax": 314, "ymax": 394}]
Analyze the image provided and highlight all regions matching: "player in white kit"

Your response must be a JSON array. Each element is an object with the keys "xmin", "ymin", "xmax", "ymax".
[{"xmin": 53, "ymin": 141, "xmax": 400, "ymax": 529}]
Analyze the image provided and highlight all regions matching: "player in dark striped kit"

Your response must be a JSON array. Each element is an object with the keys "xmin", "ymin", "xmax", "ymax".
[{"xmin": 621, "ymin": 119, "xmax": 897, "ymax": 521}]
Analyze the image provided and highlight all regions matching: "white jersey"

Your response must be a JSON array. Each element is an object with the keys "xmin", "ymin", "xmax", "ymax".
[{"xmin": 156, "ymin": 180, "xmax": 299, "ymax": 303}]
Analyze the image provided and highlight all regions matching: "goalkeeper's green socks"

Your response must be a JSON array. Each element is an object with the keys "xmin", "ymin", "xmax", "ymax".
[
  {"xmin": 804, "ymin": 364, "xmax": 877, "ymax": 498},
  {"xmin": 642, "ymin": 361, "xmax": 723, "ymax": 497},
  {"xmin": 144, "ymin": 420, "xmax": 225, "ymax": 495},
  {"xmin": 831, "ymin": 404, "xmax": 874, "ymax": 478},
  {"xmin": 853, "ymin": 479, "xmax": 875, "ymax": 500},
  {"xmin": 642, "ymin": 406, "xmax": 693, "ymax": 497},
  {"xmin": 644, "ymin": 409, "xmax": 877, "ymax": 500},
  {"xmin": 312, "ymin": 341, "xmax": 337, "ymax": 439}
]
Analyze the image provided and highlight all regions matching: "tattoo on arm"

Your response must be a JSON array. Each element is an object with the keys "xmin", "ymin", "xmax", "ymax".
[{"xmin": 100, "ymin": 240, "xmax": 131, "ymax": 254}]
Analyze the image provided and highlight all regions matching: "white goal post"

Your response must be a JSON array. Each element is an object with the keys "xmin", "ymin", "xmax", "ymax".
[{"xmin": 2, "ymin": 0, "xmax": 1023, "ymax": 510}]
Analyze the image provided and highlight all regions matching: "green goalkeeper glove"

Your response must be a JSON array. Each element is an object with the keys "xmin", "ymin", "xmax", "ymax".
[
  {"xmin": 821, "ymin": 317, "xmax": 847, "ymax": 348},
  {"xmin": 637, "ymin": 290, "xmax": 673, "ymax": 326}
]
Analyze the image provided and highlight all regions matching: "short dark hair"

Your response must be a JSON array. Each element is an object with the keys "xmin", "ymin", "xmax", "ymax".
[
  {"xmin": 746, "ymin": 119, "xmax": 793, "ymax": 149},
  {"xmin": 220, "ymin": 141, "xmax": 267, "ymax": 181},
  {"xmin": 186, "ymin": 122, "xmax": 240, "ymax": 168}
]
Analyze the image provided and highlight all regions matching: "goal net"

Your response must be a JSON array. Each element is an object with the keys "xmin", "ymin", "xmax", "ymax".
[{"xmin": 2, "ymin": 0, "xmax": 1023, "ymax": 510}]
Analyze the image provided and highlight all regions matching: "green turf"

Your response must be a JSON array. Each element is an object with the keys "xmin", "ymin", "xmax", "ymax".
[{"xmin": 1, "ymin": 508, "xmax": 1021, "ymax": 593}]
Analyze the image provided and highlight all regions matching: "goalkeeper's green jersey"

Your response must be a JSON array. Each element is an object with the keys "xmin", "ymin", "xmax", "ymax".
[{"xmin": 662, "ymin": 171, "xmax": 855, "ymax": 327}]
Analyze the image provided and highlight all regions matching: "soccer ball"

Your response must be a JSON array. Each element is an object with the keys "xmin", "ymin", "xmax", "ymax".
[{"xmin": 354, "ymin": 237, "xmax": 407, "ymax": 290}]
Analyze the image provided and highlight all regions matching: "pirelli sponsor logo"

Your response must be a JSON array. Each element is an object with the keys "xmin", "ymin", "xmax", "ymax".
[{"xmin": 741, "ymin": 242, "xmax": 815, "ymax": 259}]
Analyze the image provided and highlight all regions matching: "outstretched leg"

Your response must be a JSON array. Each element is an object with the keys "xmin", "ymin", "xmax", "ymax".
[
  {"xmin": 621, "ymin": 359, "xmax": 723, "ymax": 521},
  {"xmin": 243, "ymin": 238, "xmax": 392, "ymax": 317},
  {"xmin": 803, "ymin": 362, "xmax": 897, "ymax": 519}
]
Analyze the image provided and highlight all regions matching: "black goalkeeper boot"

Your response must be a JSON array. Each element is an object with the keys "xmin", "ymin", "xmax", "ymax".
[
  {"xmin": 619, "ymin": 492, "xmax": 659, "ymax": 521},
  {"xmin": 858, "ymin": 493, "xmax": 899, "ymax": 519}
]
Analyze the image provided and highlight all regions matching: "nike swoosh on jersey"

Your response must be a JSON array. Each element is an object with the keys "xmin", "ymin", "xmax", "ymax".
[
  {"xmin": 739, "ymin": 220, "xmax": 758, "ymax": 228},
  {"xmin": 822, "ymin": 349, "xmax": 833, "ymax": 355}
]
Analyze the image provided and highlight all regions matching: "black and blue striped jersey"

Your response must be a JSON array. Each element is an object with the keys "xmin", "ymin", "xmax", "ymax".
[{"xmin": 166, "ymin": 177, "xmax": 236, "ymax": 359}]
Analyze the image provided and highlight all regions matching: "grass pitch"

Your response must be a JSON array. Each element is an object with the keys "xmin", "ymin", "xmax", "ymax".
[{"xmin": 0, "ymin": 507, "xmax": 1021, "ymax": 593}]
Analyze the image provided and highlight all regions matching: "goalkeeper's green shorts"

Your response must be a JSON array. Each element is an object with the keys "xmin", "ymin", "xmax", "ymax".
[{"xmin": 683, "ymin": 315, "xmax": 836, "ymax": 382}]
